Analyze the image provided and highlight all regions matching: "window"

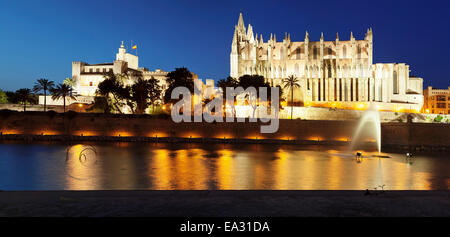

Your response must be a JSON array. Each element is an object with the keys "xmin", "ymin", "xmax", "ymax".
[
  {"xmin": 437, "ymin": 103, "xmax": 446, "ymax": 108},
  {"xmin": 89, "ymin": 69, "xmax": 93, "ymax": 73},
  {"xmin": 296, "ymin": 48, "xmax": 301, "ymax": 59},
  {"xmin": 343, "ymin": 45, "xmax": 347, "ymax": 58},
  {"xmin": 103, "ymin": 68, "xmax": 106, "ymax": 73},
  {"xmin": 96, "ymin": 68, "xmax": 99, "ymax": 73},
  {"xmin": 313, "ymin": 47, "xmax": 317, "ymax": 59},
  {"xmin": 89, "ymin": 82, "xmax": 93, "ymax": 86},
  {"xmin": 393, "ymin": 71, "xmax": 399, "ymax": 94},
  {"xmin": 357, "ymin": 45, "xmax": 362, "ymax": 58},
  {"xmin": 328, "ymin": 47, "xmax": 332, "ymax": 56},
  {"xmin": 437, "ymin": 95, "xmax": 446, "ymax": 101}
]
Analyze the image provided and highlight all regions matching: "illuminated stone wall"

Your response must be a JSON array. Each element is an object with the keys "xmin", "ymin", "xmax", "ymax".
[{"xmin": 0, "ymin": 112, "xmax": 449, "ymax": 147}]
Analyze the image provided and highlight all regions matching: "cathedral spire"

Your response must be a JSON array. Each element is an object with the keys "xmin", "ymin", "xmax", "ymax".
[
  {"xmin": 305, "ymin": 31, "xmax": 309, "ymax": 42},
  {"xmin": 320, "ymin": 32, "xmax": 324, "ymax": 41},
  {"xmin": 260, "ymin": 34, "xmax": 263, "ymax": 45},
  {"xmin": 238, "ymin": 13, "xmax": 244, "ymax": 28},
  {"xmin": 232, "ymin": 27, "xmax": 238, "ymax": 44},
  {"xmin": 336, "ymin": 32, "xmax": 339, "ymax": 40},
  {"xmin": 247, "ymin": 24, "xmax": 254, "ymax": 41}
]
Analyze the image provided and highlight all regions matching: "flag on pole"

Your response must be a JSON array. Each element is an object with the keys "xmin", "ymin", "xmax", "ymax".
[{"xmin": 132, "ymin": 45, "xmax": 137, "ymax": 50}]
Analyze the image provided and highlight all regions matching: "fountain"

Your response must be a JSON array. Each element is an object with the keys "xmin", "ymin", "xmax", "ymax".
[{"xmin": 350, "ymin": 103, "xmax": 382, "ymax": 153}]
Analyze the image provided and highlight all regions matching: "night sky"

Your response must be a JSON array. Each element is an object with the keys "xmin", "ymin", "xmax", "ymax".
[{"xmin": 0, "ymin": 0, "xmax": 449, "ymax": 91}]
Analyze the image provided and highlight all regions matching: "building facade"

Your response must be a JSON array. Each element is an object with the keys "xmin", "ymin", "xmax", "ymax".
[
  {"xmin": 230, "ymin": 13, "xmax": 423, "ymax": 111},
  {"xmin": 72, "ymin": 41, "xmax": 170, "ymax": 97},
  {"xmin": 423, "ymin": 86, "xmax": 450, "ymax": 114}
]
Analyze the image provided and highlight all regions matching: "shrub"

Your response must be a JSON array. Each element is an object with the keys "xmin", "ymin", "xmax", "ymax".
[{"xmin": 434, "ymin": 115, "xmax": 444, "ymax": 123}]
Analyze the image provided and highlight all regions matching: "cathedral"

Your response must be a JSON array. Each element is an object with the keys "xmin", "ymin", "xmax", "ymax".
[{"xmin": 230, "ymin": 13, "xmax": 424, "ymax": 111}]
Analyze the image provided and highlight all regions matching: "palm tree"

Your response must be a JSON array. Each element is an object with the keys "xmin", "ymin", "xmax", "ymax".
[
  {"xmin": 282, "ymin": 75, "xmax": 301, "ymax": 119},
  {"xmin": 33, "ymin": 78, "xmax": 55, "ymax": 112},
  {"xmin": 63, "ymin": 77, "xmax": 74, "ymax": 96},
  {"xmin": 51, "ymin": 84, "xmax": 76, "ymax": 112},
  {"xmin": 16, "ymin": 88, "xmax": 33, "ymax": 112}
]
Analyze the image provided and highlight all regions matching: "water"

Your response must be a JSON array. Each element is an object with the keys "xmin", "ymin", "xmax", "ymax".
[
  {"xmin": 350, "ymin": 103, "xmax": 381, "ymax": 153},
  {"xmin": 0, "ymin": 141, "xmax": 449, "ymax": 190}
]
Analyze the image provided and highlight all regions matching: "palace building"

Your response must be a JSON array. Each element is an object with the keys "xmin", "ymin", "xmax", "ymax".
[
  {"xmin": 72, "ymin": 41, "xmax": 170, "ymax": 97},
  {"xmin": 230, "ymin": 13, "xmax": 424, "ymax": 111}
]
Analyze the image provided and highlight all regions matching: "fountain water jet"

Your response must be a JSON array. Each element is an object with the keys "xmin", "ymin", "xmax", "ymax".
[{"xmin": 350, "ymin": 103, "xmax": 381, "ymax": 153}]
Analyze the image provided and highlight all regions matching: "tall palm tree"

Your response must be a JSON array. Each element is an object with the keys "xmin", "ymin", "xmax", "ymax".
[
  {"xmin": 51, "ymin": 84, "xmax": 76, "ymax": 112},
  {"xmin": 282, "ymin": 75, "xmax": 301, "ymax": 119},
  {"xmin": 16, "ymin": 88, "xmax": 33, "ymax": 112},
  {"xmin": 63, "ymin": 77, "xmax": 74, "ymax": 96},
  {"xmin": 33, "ymin": 78, "xmax": 55, "ymax": 112}
]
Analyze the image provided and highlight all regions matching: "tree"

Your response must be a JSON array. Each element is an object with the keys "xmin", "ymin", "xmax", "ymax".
[
  {"xmin": 33, "ymin": 78, "xmax": 55, "ymax": 111},
  {"xmin": 282, "ymin": 75, "xmax": 301, "ymax": 119},
  {"xmin": 238, "ymin": 74, "xmax": 269, "ymax": 90},
  {"xmin": 217, "ymin": 76, "xmax": 239, "ymax": 92},
  {"xmin": 163, "ymin": 67, "xmax": 195, "ymax": 104},
  {"xmin": 147, "ymin": 77, "xmax": 162, "ymax": 113},
  {"xmin": 0, "ymin": 90, "xmax": 7, "ymax": 103},
  {"xmin": 63, "ymin": 77, "xmax": 75, "ymax": 96},
  {"xmin": 87, "ymin": 96, "xmax": 110, "ymax": 113},
  {"xmin": 97, "ymin": 72, "xmax": 162, "ymax": 114},
  {"xmin": 96, "ymin": 71, "xmax": 129, "ymax": 113},
  {"xmin": 217, "ymin": 76, "xmax": 239, "ymax": 116},
  {"xmin": 51, "ymin": 84, "xmax": 76, "ymax": 112},
  {"xmin": 237, "ymin": 75, "xmax": 271, "ymax": 118},
  {"xmin": 130, "ymin": 78, "xmax": 152, "ymax": 114},
  {"xmin": 16, "ymin": 88, "xmax": 34, "ymax": 112}
]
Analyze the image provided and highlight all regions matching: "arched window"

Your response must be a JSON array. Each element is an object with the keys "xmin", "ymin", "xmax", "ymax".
[
  {"xmin": 313, "ymin": 47, "xmax": 317, "ymax": 59},
  {"xmin": 343, "ymin": 45, "xmax": 347, "ymax": 58},
  {"xmin": 328, "ymin": 47, "xmax": 332, "ymax": 56},
  {"xmin": 357, "ymin": 45, "xmax": 362, "ymax": 59}
]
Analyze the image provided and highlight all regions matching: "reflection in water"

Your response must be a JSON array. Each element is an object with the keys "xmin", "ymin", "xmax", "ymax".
[
  {"xmin": 0, "ymin": 142, "xmax": 448, "ymax": 190},
  {"xmin": 65, "ymin": 144, "xmax": 101, "ymax": 190}
]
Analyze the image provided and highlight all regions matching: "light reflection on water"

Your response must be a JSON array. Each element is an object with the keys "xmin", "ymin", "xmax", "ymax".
[{"xmin": 0, "ymin": 142, "xmax": 449, "ymax": 190}]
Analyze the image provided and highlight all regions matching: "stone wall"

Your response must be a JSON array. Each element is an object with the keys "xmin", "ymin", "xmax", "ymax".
[{"xmin": 0, "ymin": 111, "xmax": 449, "ymax": 148}]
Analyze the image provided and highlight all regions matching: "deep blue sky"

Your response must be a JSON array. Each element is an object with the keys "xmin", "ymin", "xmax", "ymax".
[{"xmin": 0, "ymin": 0, "xmax": 449, "ymax": 91}]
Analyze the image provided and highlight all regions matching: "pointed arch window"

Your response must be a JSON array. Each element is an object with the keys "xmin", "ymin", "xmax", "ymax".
[{"xmin": 313, "ymin": 47, "xmax": 317, "ymax": 59}]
